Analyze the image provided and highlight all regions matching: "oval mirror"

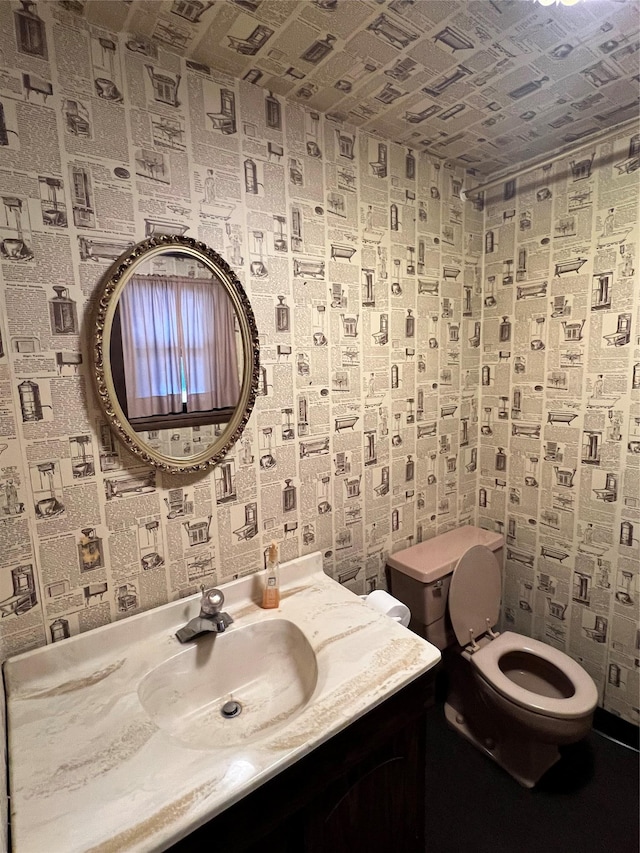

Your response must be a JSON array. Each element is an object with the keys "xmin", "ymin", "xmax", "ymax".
[{"xmin": 91, "ymin": 236, "xmax": 259, "ymax": 473}]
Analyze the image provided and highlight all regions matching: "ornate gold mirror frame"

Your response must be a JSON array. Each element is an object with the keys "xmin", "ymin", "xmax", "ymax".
[{"xmin": 91, "ymin": 235, "xmax": 259, "ymax": 474}]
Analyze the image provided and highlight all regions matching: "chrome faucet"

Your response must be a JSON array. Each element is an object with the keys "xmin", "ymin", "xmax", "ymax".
[{"xmin": 175, "ymin": 586, "xmax": 234, "ymax": 643}]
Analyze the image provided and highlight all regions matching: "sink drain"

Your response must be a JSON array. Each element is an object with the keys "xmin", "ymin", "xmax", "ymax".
[{"xmin": 221, "ymin": 700, "xmax": 242, "ymax": 719}]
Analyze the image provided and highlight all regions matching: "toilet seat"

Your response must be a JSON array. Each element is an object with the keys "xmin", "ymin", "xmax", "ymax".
[
  {"xmin": 448, "ymin": 545, "xmax": 597, "ymax": 720},
  {"xmin": 471, "ymin": 632, "xmax": 598, "ymax": 719}
]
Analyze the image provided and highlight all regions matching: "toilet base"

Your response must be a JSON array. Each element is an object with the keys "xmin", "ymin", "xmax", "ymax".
[{"xmin": 444, "ymin": 700, "xmax": 561, "ymax": 788}]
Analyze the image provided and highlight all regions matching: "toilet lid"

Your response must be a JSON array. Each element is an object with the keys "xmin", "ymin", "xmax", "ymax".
[{"xmin": 449, "ymin": 545, "xmax": 501, "ymax": 647}]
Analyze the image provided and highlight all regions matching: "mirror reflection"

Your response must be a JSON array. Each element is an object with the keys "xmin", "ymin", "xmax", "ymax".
[{"xmin": 93, "ymin": 237, "xmax": 258, "ymax": 472}]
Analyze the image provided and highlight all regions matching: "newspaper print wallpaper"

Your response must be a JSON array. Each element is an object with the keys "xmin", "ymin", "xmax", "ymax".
[
  {"xmin": 478, "ymin": 133, "xmax": 640, "ymax": 727},
  {"xmin": 0, "ymin": 1, "xmax": 481, "ymax": 656},
  {"xmin": 0, "ymin": 2, "xmax": 638, "ymax": 728},
  {"xmin": 59, "ymin": 0, "xmax": 640, "ymax": 178}
]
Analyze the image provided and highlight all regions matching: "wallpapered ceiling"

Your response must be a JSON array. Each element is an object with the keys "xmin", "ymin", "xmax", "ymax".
[{"xmin": 86, "ymin": 0, "xmax": 640, "ymax": 176}]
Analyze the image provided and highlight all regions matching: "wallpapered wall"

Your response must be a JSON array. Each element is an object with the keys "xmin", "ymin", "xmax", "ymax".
[
  {"xmin": 0, "ymin": 3, "xmax": 481, "ymax": 659},
  {"xmin": 477, "ymin": 131, "xmax": 639, "ymax": 727},
  {"xmin": 0, "ymin": 3, "xmax": 637, "ymax": 726}
]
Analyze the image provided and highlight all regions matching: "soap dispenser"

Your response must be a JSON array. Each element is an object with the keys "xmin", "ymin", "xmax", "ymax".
[{"xmin": 262, "ymin": 542, "xmax": 280, "ymax": 609}]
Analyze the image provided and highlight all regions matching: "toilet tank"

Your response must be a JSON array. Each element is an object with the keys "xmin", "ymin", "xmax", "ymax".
[{"xmin": 387, "ymin": 526, "xmax": 504, "ymax": 650}]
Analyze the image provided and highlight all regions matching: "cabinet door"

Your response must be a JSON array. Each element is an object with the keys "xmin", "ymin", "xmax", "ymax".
[{"xmin": 304, "ymin": 723, "xmax": 424, "ymax": 853}]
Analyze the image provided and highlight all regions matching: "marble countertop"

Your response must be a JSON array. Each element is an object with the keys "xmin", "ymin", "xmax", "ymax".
[{"xmin": 4, "ymin": 552, "xmax": 440, "ymax": 852}]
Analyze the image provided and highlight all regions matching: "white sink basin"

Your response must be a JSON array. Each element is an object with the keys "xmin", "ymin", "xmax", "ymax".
[{"xmin": 137, "ymin": 618, "xmax": 318, "ymax": 747}]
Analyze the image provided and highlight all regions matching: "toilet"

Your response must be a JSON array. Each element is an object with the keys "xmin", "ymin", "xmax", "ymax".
[{"xmin": 387, "ymin": 526, "xmax": 598, "ymax": 787}]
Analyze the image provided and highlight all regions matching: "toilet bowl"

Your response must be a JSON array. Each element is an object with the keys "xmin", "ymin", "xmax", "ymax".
[{"xmin": 387, "ymin": 527, "xmax": 598, "ymax": 787}]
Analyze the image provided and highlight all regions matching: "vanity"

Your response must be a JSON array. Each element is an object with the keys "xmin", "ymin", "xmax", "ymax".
[{"xmin": 4, "ymin": 552, "xmax": 440, "ymax": 852}]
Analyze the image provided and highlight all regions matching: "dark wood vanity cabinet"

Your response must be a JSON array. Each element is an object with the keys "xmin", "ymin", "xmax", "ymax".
[{"xmin": 170, "ymin": 672, "xmax": 432, "ymax": 853}]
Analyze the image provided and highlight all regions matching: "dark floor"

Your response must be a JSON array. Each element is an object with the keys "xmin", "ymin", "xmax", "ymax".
[{"xmin": 424, "ymin": 701, "xmax": 639, "ymax": 853}]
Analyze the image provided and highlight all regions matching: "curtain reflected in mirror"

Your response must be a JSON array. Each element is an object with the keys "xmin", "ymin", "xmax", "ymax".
[{"xmin": 117, "ymin": 274, "xmax": 240, "ymax": 422}]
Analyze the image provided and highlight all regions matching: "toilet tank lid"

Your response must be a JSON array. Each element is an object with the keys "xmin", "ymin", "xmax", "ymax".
[{"xmin": 387, "ymin": 526, "xmax": 504, "ymax": 583}]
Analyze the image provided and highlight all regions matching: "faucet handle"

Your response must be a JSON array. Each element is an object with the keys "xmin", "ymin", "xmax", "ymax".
[{"xmin": 200, "ymin": 586, "xmax": 224, "ymax": 616}]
